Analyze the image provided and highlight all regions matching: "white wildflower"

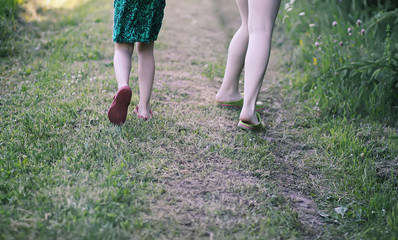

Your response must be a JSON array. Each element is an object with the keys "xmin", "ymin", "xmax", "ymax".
[{"xmin": 285, "ymin": 3, "xmax": 290, "ymax": 10}]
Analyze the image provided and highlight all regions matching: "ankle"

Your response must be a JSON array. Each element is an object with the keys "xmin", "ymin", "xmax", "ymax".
[
  {"xmin": 240, "ymin": 109, "xmax": 258, "ymax": 125},
  {"xmin": 138, "ymin": 102, "xmax": 151, "ymax": 112},
  {"xmin": 118, "ymin": 83, "xmax": 129, "ymax": 89}
]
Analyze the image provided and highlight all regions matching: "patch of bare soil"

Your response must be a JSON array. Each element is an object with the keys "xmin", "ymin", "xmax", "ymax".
[
  {"xmin": 149, "ymin": 156, "xmax": 270, "ymax": 237},
  {"xmin": 149, "ymin": 0, "xmax": 323, "ymax": 237}
]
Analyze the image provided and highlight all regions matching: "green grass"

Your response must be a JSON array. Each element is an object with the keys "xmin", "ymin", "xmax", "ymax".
[
  {"xmin": 300, "ymin": 118, "xmax": 398, "ymax": 238},
  {"xmin": 0, "ymin": 0, "xmax": 305, "ymax": 239},
  {"xmin": 0, "ymin": 0, "xmax": 157, "ymax": 238},
  {"xmin": 279, "ymin": 0, "xmax": 398, "ymax": 123},
  {"xmin": 1, "ymin": 0, "xmax": 397, "ymax": 239},
  {"xmin": 0, "ymin": 0, "xmax": 23, "ymax": 57},
  {"xmin": 277, "ymin": 0, "xmax": 398, "ymax": 238}
]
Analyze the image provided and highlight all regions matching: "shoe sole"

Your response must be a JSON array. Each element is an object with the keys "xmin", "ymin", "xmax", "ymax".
[
  {"xmin": 237, "ymin": 121, "xmax": 264, "ymax": 131},
  {"xmin": 108, "ymin": 87, "xmax": 132, "ymax": 125},
  {"xmin": 217, "ymin": 101, "xmax": 266, "ymax": 112},
  {"xmin": 237, "ymin": 112, "xmax": 264, "ymax": 131}
]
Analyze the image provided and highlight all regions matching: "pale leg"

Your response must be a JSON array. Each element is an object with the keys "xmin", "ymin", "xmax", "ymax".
[
  {"xmin": 136, "ymin": 41, "xmax": 155, "ymax": 119},
  {"xmin": 216, "ymin": 0, "xmax": 249, "ymax": 103},
  {"xmin": 240, "ymin": 0, "xmax": 281, "ymax": 124},
  {"xmin": 114, "ymin": 43, "xmax": 134, "ymax": 88}
]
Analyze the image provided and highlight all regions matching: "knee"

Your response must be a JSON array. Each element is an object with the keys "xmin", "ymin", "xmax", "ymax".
[
  {"xmin": 248, "ymin": 22, "xmax": 274, "ymax": 36},
  {"xmin": 239, "ymin": 24, "xmax": 249, "ymax": 35},
  {"xmin": 115, "ymin": 42, "xmax": 134, "ymax": 54},
  {"xmin": 136, "ymin": 42, "xmax": 154, "ymax": 56}
]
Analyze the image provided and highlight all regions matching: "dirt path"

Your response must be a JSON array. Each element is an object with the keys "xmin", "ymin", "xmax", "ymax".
[{"xmin": 142, "ymin": 0, "xmax": 322, "ymax": 238}]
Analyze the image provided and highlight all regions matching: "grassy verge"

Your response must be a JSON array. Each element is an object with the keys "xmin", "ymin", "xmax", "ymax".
[
  {"xmin": 294, "ymin": 116, "xmax": 398, "ymax": 238},
  {"xmin": 280, "ymin": 0, "xmax": 398, "ymax": 123},
  {"xmin": 0, "ymin": 0, "xmax": 23, "ymax": 57},
  {"xmin": 277, "ymin": 0, "xmax": 398, "ymax": 238},
  {"xmin": 0, "ymin": 0, "xmax": 161, "ymax": 238}
]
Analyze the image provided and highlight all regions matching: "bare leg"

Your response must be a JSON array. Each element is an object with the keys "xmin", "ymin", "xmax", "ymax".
[
  {"xmin": 240, "ymin": 0, "xmax": 281, "ymax": 124},
  {"xmin": 216, "ymin": 0, "xmax": 249, "ymax": 103},
  {"xmin": 136, "ymin": 41, "xmax": 155, "ymax": 119},
  {"xmin": 114, "ymin": 43, "xmax": 134, "ymax": 88},
  {"xmin": 108, "ymin": 42, "xmax": 134, "ymax": 125}
]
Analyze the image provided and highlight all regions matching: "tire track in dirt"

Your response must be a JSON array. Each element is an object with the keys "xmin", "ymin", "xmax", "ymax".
[{"xmin": 148, "ymin": 0, "xmax": 322, "ymax": 237}]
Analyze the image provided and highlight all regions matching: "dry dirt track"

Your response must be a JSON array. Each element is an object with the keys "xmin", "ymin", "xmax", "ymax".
[{"xmin": 144, "ymin": 0, "xmax": 323, "ymax": 238}]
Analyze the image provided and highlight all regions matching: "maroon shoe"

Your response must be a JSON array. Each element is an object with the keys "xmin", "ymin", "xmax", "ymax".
[{"xmin": 107, "ymin": 86, "xmax": 132, "ymax": 125}]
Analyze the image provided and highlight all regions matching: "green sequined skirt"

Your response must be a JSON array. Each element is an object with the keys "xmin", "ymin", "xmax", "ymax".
[{"xmin": 113, "ymin": 0, "xmax": 166, "ymax": 43}]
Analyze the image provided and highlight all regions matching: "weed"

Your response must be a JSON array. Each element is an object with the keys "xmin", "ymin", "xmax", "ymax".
[
  {"xmin": 280, "ymin": 0, "xmax": 398, "ymax": 123},
  {"xmin": 202, "ymin": 61, "xmax": 225, "ymax": 81},
  {"xmin": 278, "ymin": 1, "xmax": 398, "ymax": 237}
]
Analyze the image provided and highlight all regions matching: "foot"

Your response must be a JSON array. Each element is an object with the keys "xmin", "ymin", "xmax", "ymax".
[
  {"xmin": 215, "ymin": 91, "xmax": 242, "ymax": 104},
  {"xmin": 107, "ymin": 86, "xmax": 132, "ymax": 125},
  {"xmin": 216, "ymin": 93, "xmax": 266, "ymax": 112},
  {"xmin": 134, "ymin": 105, "xmax": 152, "ymax": 121},
  {"xmin": 239, "ymin": 110, "xmax": 260, "ymax": 125},
  {"xmin": 238, "ymin": 112, "xmax": 264, "ymax": 131}
]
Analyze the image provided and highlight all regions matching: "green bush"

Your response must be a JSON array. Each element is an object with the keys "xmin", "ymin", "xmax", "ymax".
[{"xmin": 280, "ymin": 0, "xmax": 398, "ymax": 124}]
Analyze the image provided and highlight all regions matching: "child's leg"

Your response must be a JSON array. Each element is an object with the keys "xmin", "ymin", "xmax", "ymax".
[
  {"xmin": 216, "ymin": 0, "xmax": 249, "ymax": 102},
  {"xmin": 240, "ymin": 0, "xmax": 280, "ymax": 124},
  {"xmin": 136, "ymin": 41, "xmax": 155, "ymax": 118},
  {"xmin": 108, "ymin": 42, "xmax": 134, "ymax": 125},
  {"xmin": 114, "ymin": 42, "xmax": 134, "ymax": 88}
]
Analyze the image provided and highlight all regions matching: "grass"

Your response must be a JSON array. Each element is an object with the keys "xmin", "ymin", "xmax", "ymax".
[
  {"xmin": 1, "ymin": 0, "xmax": 397, "ymax": 239},
  {"xmin": 0, "ymin": 0, "xmax": 157, "ymax": 238},
  {"xmin": 0, "ymin": 0, "xmax": 23, "ymax": 57},
  {"xmin": 0, "ymin": 0, "xmax": 305, "ymax": 239},
  {"xmin": 280, "ymin": 0, "xmax": 398, "ymax": 123},
  {"xmin": 277, "ymin": 0, "xmax": 398, "ymax": 238},
  {"xmin": 299, "ymin": 117, "xmax": 398, "ymax": 238}
]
